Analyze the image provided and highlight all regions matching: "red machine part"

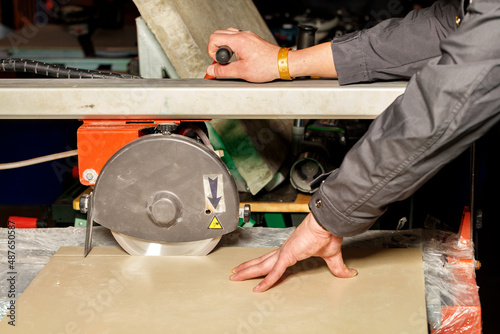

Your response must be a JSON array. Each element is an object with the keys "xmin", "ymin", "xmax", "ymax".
[
  {"xmin": 431, "ymin": 207, "xmax": 481, "ymax": 334},
  {"xmin": 77, "ymin": 119, "xmax": 205, "ymax": 185},
  {"xmin": 8, "ymin": 216, "xmax": 45, "ymax": 228}
]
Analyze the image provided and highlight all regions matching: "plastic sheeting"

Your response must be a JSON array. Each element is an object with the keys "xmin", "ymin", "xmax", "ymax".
[
  {"xmin": 422, "ymin": 230, "xmax": 480, "ymax": 334},
  {"xmin": 0, "ymin": 227, "xmax": 480, "ymax": 333}
]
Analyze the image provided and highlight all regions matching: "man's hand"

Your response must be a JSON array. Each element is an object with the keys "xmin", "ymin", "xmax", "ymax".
[
  {"xmin": 206, "ymin": 28, "xmax": 338, "ymax": 82},
  {"xmin": 230, "ymin": 213, "xmax": 358, "ymax": 292},
  {"xmin": 207, "ymin": 28, "xmax": 280, "ymax": 82}
]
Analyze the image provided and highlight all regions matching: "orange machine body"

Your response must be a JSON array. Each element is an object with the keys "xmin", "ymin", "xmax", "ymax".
[{"xmin": 77, "ymin": 119, "xmax": 204, "ymax": 185}]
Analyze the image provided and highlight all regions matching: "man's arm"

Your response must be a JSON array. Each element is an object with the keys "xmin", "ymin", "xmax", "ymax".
[
  {"xmin": 334, "ymin": 0, "xmax": 461, "ymax": 84},
  {"xmin": 310, "ymin": 0, "xmax": 500, "ymax": 237},
  {"xmin": 206, "ymin": 29, "xmax": 337, "ymax": 82},
  {"xmin": 230, "ymin": 0, "xmax": 500, "ymax": 292},
  {"xmin": 207, "ymin": 0, "xmax": 461, "ymax": 83}
]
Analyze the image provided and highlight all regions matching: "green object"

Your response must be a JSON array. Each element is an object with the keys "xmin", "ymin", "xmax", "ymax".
[
  {"xmin": 52, "ymin": 182, "xmax": 88, "ymax": 225},
  {"xmin": 306, "ymin": 126, "xmax": 345, "ymax": 132},
  {"xmin": 238, "ymin": 213, "xmax": 291, "ymax": 228},
  {"xmin": 74, "ymin": 216, "xmax": 87, "ymax": 227},
  {"xmin": 206, "ymin": 121, "xmax": 247, "ymax": 192},
  {"xmin": 239, "ymin": 217, "xmax": 256, "ymax": 228},
  {"xmin": 209, "ymin": 119, "xmax": 291, "ymax": 195},
  {"xmin": 264, "ymin": 213, "xmax": 287, "ymax": 228}
]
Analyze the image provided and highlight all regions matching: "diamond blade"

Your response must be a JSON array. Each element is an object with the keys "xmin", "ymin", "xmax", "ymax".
[{"xmin": 111, "ymin": 231, "xmax": 221, "ymax": 256}]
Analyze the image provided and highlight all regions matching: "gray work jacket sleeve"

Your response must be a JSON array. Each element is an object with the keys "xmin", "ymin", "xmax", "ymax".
[
  {"xmin": 332, "ymin": 0, "xmax": 461, "ymax": 85},
  {"xmin": 310, "ymin": 0, "xmax": 500, "ymax": 237}
]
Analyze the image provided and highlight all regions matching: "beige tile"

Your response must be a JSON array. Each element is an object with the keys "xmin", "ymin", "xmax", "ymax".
[{"xmin": 1, "ymin": 247, "xmax": 426, "ymax": 333}]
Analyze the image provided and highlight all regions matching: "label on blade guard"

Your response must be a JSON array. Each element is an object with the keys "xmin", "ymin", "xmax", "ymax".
[
  {"xmin": 203, "ymin": 174, "xmax": 226, "ymax": 213},
  {"xmin": 208, "ymin": 216, "xmax": 223, "ymax": 229}
]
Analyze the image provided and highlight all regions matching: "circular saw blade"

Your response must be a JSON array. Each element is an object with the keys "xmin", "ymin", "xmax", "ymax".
[{"xmin": 111, "ymin": 231, "xmax": 221, "ymax": 256}]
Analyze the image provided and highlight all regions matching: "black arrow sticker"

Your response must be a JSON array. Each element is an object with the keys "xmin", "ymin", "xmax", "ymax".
[
  {"xmin": 204, "ymin": 174, "xmax": 225, "ymax": 213},
  {"xmin": 208, "ymin": 177, "xmax": 222, "ymax": 209}
]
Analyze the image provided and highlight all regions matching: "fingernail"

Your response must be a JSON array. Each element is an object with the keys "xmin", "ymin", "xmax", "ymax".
[
  {"xmin": 207, "ymin": 65, "xmax": 214, "ymax": 76},
  {"xmin": 253, "ymin": 284, "xmax": 261, "ymax": 292},
  {"xmin": 351, "ymin": 269, "xmax": 358, "ymax": 277},
  {"xmin": 232, "ymin": 268, "xmax": 237, "ymax": 274},
  {"xmin": 229, "ymin": 274, "xmax": 235, "ymax": 280}
]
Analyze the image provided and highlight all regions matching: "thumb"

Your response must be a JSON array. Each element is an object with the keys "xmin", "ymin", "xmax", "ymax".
[
  {"xmin": 207, "ymin": 62, "xmax": 242, "ymax": 79},
  {"xmin": 324, "ymin": 252, "xmax": 358, "ymax": 278}
]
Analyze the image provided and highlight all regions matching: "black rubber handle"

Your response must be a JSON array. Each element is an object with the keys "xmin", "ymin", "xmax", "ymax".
[
  {"xmin": 215, "ymin": 46, "xmax": 233, "ymax": 65},
  {"xmin": 296, "ymin": 24, "xmax": 318, "ymax": 50}
]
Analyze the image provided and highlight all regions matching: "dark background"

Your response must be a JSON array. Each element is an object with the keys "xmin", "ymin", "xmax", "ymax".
[{"xmin": 1, "ymin": 0, "xmax": 498, "ymax": 332}]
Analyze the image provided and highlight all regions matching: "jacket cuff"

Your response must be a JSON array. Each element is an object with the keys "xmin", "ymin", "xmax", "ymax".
[
  {"xmin": 331, "ymin": 31, "xmax": 369, "ymax": 85},
  {"xmin": 308, "ymin": 181, "xmax": 377, "ymax": 237}
]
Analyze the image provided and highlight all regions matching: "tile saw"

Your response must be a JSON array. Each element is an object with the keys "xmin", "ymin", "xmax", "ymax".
[{"xmin": 77, "ymin": 119, "xmax": 250, "ymax": 256}]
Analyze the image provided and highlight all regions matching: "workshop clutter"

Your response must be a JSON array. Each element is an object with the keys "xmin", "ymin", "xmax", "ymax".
[{"xmin": 208, "ymin": 119, "xmax": 370, "ymax": 195}]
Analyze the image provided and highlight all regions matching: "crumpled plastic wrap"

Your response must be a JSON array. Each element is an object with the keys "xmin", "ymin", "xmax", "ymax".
[
  {"xmin": 0, "ymin": 226, "xmax": 481, "ymax": 333},
  {"xmin": 342, "ymin": 229, "xmax": 423, "ymax": 249},
  {"xmin": 422, "ymin": 229, "xmax": 480, "ymax": 334},
  {"xmin": 220, "ymin": 226, "xmax": 294, "ymax": 247}
]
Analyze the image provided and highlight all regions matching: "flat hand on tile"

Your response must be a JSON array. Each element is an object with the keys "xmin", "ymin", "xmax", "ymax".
[{"xmin": 230, "ymin": 213, "xmax": 358, "ymax": 292}]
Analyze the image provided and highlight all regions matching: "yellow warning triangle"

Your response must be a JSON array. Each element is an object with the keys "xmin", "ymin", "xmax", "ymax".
[{"xmin": 208, "ymin": 216, "xmax": 223, "ymax": 229}]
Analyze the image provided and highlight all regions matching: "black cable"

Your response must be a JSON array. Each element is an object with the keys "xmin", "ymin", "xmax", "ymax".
[{"xmin": 0, "ymin": 58, "xmax": 141, "ymax": 79}]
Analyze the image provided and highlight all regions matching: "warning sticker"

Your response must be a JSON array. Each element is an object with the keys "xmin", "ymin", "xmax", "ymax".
[
  {"xmin": 203, "ymin": 174, "xmax": 226, "ymax": 213},
  {"xmin": 208, "ymin": 216, "xmax": 223, "ymax": 229}
]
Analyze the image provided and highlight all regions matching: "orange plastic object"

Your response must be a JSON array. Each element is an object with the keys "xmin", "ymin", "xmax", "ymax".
[
  {"xmin": 431, "ymin": 207, "xmax": 481, "ymax": 334},
  {"xmin": 77, "ymin": 119, "xmax": 206, "ymax": 185}
]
